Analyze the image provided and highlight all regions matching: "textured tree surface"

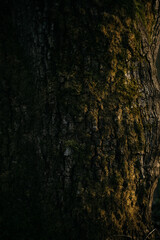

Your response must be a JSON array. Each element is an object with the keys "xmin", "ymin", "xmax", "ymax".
[{"xmin": 1, "ymin": 0, "xmax": 160, "ymax": 239}]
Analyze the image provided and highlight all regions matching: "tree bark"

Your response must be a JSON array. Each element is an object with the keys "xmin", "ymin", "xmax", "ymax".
[{"xmin": 1, "ymin": 0, "xmax": 160, "ymax": 239}]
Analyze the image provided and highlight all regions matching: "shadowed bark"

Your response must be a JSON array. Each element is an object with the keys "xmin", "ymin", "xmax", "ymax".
[{"xmin": 1, "ymin": 0, "xmax": 160, "ymax": 239}]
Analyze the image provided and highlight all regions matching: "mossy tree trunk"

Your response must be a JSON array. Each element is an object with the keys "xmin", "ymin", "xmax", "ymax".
[{"xmin": 1, "ymin": 0, "xmax": 160, "ymax": 239}]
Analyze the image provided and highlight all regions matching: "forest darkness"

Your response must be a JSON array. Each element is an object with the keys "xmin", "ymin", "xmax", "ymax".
[{"xmin": 1, "ymin": 0, "xmax": 160, "ymax": 240}]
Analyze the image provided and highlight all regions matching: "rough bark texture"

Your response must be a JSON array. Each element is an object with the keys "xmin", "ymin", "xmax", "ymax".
[{"xmin": 1, "ymin": 0, "xmax": 160, "ymax": 239}]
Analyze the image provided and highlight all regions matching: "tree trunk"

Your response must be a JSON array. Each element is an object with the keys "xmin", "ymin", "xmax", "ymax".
[{"xmin": 1, "ymin": 0, "xmax": 160, "ymax": 239}]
